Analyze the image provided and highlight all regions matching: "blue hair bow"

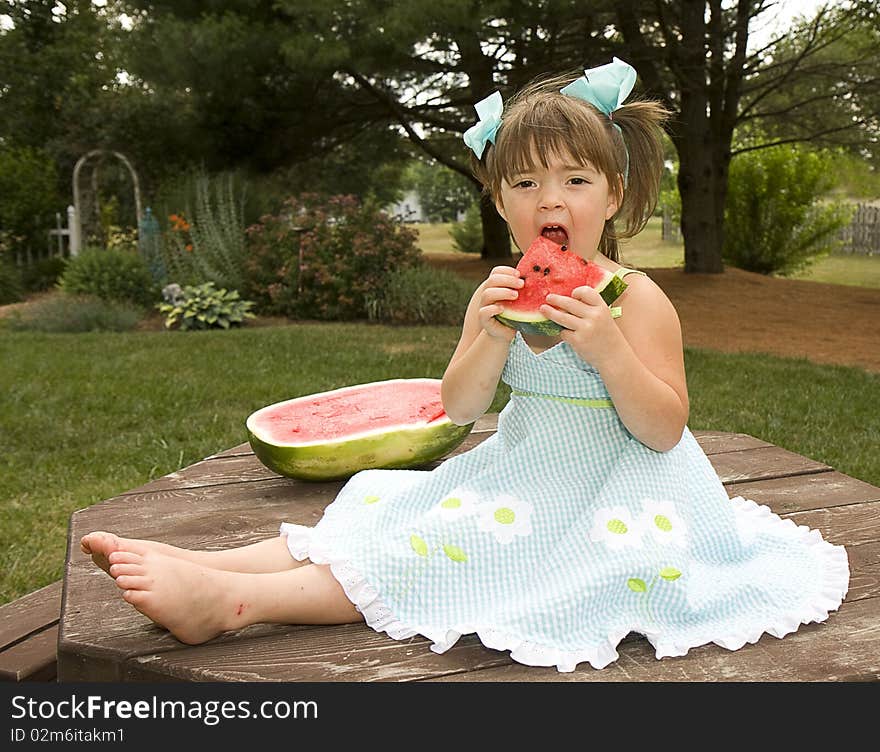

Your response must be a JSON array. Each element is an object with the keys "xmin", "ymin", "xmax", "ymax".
[
  {"xmin": 463, "ymin": 90, "xmax": 503, "ymax": 159},
  {"xmin": 561, "ymin": 57, "xmax": 636, "ymax": 186},
  {"xmin": 560, "ymin": 57, "xmax": 637, "ymax": 116}
]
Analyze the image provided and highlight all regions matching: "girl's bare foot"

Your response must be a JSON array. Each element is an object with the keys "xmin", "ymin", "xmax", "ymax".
[
  {"xmin": 106, "ymin": 549, "xmax": 362, "ymax": 644},
  {"xmin": 107, "ymin": 550, "xmax": 248, "ymax": 644},
  {"xmin": 81, "ymin": 531, "xmax": 306, "ymax": 575}
]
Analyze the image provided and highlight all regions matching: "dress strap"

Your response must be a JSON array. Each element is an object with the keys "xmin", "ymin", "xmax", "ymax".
[{"xmin": 616, "ymin": 267, "xmax": 648, "ymax": 278}]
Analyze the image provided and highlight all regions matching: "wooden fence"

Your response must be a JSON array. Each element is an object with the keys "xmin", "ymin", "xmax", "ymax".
[{"xmin": 836, "ymin": 203, "xmax": 880, "ymax": 255}]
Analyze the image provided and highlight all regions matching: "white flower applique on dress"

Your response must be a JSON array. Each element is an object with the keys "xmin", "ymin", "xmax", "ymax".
[{"xmin": 476, "ymin": 494, "xmax": 534, "ymax": 544}]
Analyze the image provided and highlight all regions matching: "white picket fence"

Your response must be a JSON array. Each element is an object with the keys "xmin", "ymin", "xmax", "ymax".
[{"xmin": 8, "ymin": 205, "xmax": 78, "ymax": 267}]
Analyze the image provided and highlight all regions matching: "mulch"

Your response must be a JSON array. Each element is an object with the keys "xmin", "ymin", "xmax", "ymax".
[{"xmin": 423, "ymin": 253, "xmax": 880, "ymax": 374}]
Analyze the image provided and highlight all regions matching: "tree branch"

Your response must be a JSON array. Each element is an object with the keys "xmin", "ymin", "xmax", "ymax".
[
  {"xmin": 731, "ymin": 118, "xmax": 877, "ymax": 155},
  {"xmin": 343, "ymin": 67, "xmax": 475, "ymax": 184}
]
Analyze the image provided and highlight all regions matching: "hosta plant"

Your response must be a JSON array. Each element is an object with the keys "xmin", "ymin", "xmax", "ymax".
[{"xmin": 157, "ymin": 281, "xmax": 256, "ymax": 331}]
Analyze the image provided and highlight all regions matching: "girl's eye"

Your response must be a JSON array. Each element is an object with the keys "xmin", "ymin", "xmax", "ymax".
[
  {"xmin": 514, "ymin": 180, "xmax": 535, "ymax": 188},
  {"xmin": 569, "ymin": 177, "xmax": 590, "ymax": 185}
]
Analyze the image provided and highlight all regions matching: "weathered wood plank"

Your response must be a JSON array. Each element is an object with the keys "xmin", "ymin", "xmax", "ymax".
[
  {"xmin": 428, "ymin": 595, "xmax": 880, "ymax": 682},
  {"xmin": 208, "ymin": 442, "xmax": 253, "ymax": 459},
  {"xmin": 121, "ymin": 628, "xmax": 511, "ymax": 682},
  {"xmin": 727, "ymin": 471, "xmax": 880, "ymax": 515},
  {"xmin": 0, "ymin": 626, "xmax": 59, "ymax": 682},
  {"xmin": 120, "ymin": 455, "xmax": 278, "ymax": 495},
  {"xmin": 0, "ymin": 581, "xmax": 62, "ymax": 651},
  {"xmin": 690, "ymin": 431, "xmax": 772, "ymax": 454},
  {"xmin": 709, "ymin": 445, "xmax": 832, "ymax": 484},
  {"xmin": 72, "ymin": 476, "xmax": 343, "ymax": 538},
  {"xmin": 785, "ymin": 502, "xmax": 880, "ymax": 549},
  {"xmin": 846, "ymin": 542, "xmax": 880, "ymax": 603}
]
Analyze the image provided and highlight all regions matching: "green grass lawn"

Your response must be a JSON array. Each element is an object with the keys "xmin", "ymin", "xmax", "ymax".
[
  {"xmin": 1, "ymin": 324, "xmax": 877, "ymax": 604},
  {"xmin": 414, "ymin": 217, "xmax": 880, "ymax": 288}
]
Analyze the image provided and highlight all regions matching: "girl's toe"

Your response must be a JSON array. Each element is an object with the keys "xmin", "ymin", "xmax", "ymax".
[{"xmin": 108, "ymin": 551, "xmax": 143, "ymax": 565}]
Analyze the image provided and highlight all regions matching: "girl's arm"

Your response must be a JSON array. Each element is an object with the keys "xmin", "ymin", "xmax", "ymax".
[
  {"xmin": 597, "ymin": 279, "xmax": 689, "ymax": 452},
  {"xmin": 441, "ymin": 269, "xmax": 521, "ymax": 425},
  {"xmin": 542, "ymin": 276, "xmax": 689, "ymax": 452}
]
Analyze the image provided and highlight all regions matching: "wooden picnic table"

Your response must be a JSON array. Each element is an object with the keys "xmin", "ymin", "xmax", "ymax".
[{"xmin": 58, "ymin": 415, "xmax": 880, "ymax": 682}]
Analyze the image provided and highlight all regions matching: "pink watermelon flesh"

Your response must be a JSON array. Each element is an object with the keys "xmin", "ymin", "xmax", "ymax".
[
  {"xmin": 496, "ymin": 235, "xmax": 628, "ymax": 336},
  {"xmin": 249, "ymin": 379, "xmax": 447, "ymax": 444}
]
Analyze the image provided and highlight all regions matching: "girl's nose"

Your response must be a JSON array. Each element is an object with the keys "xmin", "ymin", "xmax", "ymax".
[{"xmin": 538, "ymin": 186, "xmax": 564, "ymax": 210}]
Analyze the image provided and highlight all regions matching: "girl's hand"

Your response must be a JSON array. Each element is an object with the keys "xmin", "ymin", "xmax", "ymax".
[
  {"xmin": 540, "ymin": 286, "xmax": 626, "ymax": 368},
  {"xmin": 478, "ymin": 265, "xmax": 524, "ymax": 342}
]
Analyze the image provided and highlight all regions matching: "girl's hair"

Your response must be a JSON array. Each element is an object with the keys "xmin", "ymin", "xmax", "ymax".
[{"xmin": 472, "ymin": 71, "xmax": 670, "ymax": 261}]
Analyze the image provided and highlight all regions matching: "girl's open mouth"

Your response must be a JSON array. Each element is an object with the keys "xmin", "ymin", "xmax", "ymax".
[{"xmin": 540, "ymin": 225, "xmax": 569, "ymax": 246}]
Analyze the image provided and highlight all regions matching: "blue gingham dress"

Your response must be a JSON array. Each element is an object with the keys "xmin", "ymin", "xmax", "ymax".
[{"xmin": 281, "ymin": 297, "xmax": 850, "ymax": 672}]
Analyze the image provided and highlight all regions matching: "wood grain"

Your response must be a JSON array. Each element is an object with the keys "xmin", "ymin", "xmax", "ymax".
[
  {"xmin": 0, "ymin": 626, "xmax": 59, "ymax": 682},
  {"xmin": 0, "ymin": 580, "xmax": 62, "ymax": 651}
]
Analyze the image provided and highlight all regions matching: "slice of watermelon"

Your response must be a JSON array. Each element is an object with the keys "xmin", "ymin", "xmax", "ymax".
[
  {"xmin": 495, "ymin": 235, "xmax": 629, "ymax": 336},
  {"xmin": 246, "ymin": 378, "xmax": 473, "ymax": 481}
]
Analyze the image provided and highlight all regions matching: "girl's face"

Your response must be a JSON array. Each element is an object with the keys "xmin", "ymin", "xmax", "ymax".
[{"xmin": 494, "ymin": 150, "xmax": 619, "ymax": 261}]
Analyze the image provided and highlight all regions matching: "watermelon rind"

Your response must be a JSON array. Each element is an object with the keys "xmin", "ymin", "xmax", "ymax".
[
  {"xmin": 496, "ymin": 269, "xmax": 629, "ymax": 335},
  {"xmin": 495, "ymin": 310, "xmax": 566, "ymax": 336},
  {"xmin": 246, "ymin": 378, "xmax": 473, "ymax": 481}
]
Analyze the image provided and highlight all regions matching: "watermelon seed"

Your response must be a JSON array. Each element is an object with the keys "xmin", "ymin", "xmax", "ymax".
[
  {"xmin": 543, "ymin": 267, "xmax": 551, "ymax": 275},
  {"xmin": 561, "ymin": 245, "xmax": 568, "ymax": 251},
  {"xmin": 532, "ymin": 265, "xmax": 541, "ymax": 272}
]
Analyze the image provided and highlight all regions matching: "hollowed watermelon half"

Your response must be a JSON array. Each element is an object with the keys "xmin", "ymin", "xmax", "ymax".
[
  {"xmin": 496, "ymin": 235, "xmax": 629, "ymax": 336},
  {"xmin": 246, "ymin": 378, "xmax": 473, "ymax": 481}
]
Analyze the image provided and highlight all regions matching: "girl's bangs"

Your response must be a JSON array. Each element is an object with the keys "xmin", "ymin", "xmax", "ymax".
[{"xmin": 494, "ymin": 99, "xmax": 618, "ymax": 188}]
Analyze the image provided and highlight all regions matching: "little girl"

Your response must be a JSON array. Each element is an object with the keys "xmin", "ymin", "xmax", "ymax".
[{"xmin": 82, "ymin": 58, "xmax": 849, "ymax": 672}]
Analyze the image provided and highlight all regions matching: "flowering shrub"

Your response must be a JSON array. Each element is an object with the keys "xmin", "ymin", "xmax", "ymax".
[
  {"xmin": 159, "ymin": 174, "xmax": 249, "ymax": 291},
  {"xmin": 243, "ymin": 194, "xmax": 422, "ymax": 320},
  {"xmin": 168, "ymin": 213, "xmax": 193, "ymax": 252}
]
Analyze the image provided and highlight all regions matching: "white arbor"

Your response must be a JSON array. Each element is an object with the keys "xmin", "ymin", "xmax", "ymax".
[{"xmin": 70, "ymin": 149, "xmax": 142, "ymax": 256}]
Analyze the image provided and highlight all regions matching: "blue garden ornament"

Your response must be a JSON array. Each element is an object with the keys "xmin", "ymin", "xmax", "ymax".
[
  {"xmin": 463, "ymin": 90, "xmax": 503, "ymax": 159},
  {"xmin": 561, "ymin": 57, "xmax": 636, "ymax": 186}
]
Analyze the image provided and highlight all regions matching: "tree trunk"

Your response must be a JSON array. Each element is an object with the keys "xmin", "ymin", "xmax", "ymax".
[
  {"xmin": 677, "ymin": 142, "xmax": 727, "ymax": 273},
  {"xmin": 453, "ymin": 31, "xmax": 513, "ymax": 262},
  {"xmin": 673, "ymin": 0, "xmax": 726, "ymax": 274},
  {"xmin": 479, "ymin": 193, "xmax": 512, "ymax": 260}
]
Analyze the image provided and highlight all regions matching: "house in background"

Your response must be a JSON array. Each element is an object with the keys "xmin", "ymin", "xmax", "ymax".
[{"xmin": 387, "ymin": 190, "xmax": 426, "ymax": 223}]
